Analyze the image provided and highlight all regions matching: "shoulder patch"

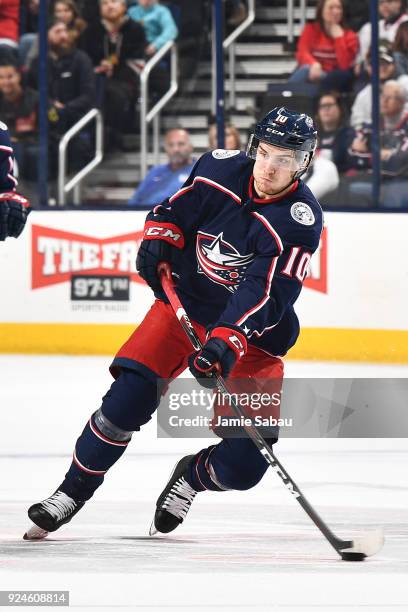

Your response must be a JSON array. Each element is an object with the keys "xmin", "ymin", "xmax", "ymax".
[
  {"xmin": 0, "ymin": 121, "xmax": 8, "ymax": 131},
  {"xmin": 290, "ymin": 202, "xmax": 315, "ymax": 226},
  {"xmin": 212, "ymin": 149, "xmax": 240, "ymax": 160}
]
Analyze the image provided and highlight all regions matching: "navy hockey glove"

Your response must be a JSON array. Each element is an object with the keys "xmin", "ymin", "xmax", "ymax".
[
  {"xmin": 188, "ymin": 325, "xmax": 247, "ymax": 388},
  {"xmin": 136, "ymin": 212, "xmax": 185, "ymax": 292},
  {"xmin": 0, "ymin": 192, "xmax": 31, "ymax": 241}
]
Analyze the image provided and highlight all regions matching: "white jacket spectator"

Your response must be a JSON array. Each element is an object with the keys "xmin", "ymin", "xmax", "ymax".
[
  {"xmin": 356, "ymin": 0, "xmax": 408, "ymax": 65},
  {"xmin": 306, "ymin": 153, "xmax": 339, "ymax": 199}
]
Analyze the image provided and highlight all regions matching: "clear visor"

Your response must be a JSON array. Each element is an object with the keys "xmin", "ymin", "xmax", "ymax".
[{"xmin": 247, "ymin": 135, "xmax": 310, "ymax": 172}]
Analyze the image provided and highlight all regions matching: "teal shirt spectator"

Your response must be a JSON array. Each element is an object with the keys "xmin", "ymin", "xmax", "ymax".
[{"xmin": 128, "ymin": 2, "xmax": 178, "ymax": 52}]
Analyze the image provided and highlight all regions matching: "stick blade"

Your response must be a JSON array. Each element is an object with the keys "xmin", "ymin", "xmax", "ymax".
[{"xmin": 341, "ymin": 528, "xmax": 384, "ymax": 559}]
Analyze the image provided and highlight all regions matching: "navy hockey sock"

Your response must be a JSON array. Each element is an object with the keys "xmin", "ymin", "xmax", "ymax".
[
  {"xmin": 60, "ymin": 411, "xmax": 131, "ymax": 501},
  {"xmin": 60, "ymin": 369, "xmax": 159, "ymax": 502},
  {"xmin": 186, "ymin": 446, "xmax": 225, "ymax": 492},
  {"xmin": 187, "ymin": 437, "xmax": 277, "ymax": 493}
]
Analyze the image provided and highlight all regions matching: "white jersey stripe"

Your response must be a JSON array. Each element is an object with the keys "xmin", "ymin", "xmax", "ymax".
[
  {"xmin": 236, "ymin": 256, "xmax": 278, "ymax": 326},
  {"xmin": 250, "ymin": 211, "xmax": 284, "ymax": 254},
  {"xmin": 169, "ymin": 176, "xmax": 241, "ymax": 205},
  {"xmin": 0, "ymin": 145, "xmax": 13, "ymax": 153}
]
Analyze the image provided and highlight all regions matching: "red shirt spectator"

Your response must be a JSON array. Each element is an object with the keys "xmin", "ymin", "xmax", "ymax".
[
  {"xmin": 288, "ymin": 0, "xmax": 359, "ymax": 94},
  {"xmin": 0, "ymin": 0, "xmax": 20, "ymax": 45},
  {"xmin": 296, "ymin": 20, "xmax": 359, "ymax": 72}
]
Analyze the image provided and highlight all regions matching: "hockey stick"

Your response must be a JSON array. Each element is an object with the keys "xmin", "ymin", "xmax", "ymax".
[{"xmin": 158, "ymin": 262, "xmax": 384, "ymax": 561}]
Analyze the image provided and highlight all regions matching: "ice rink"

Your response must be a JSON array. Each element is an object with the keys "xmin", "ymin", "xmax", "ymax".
[{"xmin": 1, "ymin": 355, "xmax": 407, "ymax": 611}]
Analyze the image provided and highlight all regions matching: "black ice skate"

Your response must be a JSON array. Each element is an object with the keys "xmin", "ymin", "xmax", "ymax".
[
  {"xmin": 150, "ymin": 455, "xmax": 199, "ymax": 535},
  {"xmin": 23, "ymin": 490, "xmax": 85, "ymax": 540}
]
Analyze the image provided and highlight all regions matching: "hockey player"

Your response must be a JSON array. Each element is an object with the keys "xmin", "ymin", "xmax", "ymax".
[
  {"xmin": 0, "ymin": 121, "xmax": 30, "ymax": 242},
  {"xmin": 25, "ymin": 107, "xmax": 323, "ymax": 539}
]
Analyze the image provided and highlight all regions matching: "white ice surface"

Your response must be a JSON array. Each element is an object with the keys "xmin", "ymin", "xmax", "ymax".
[{"xmin": 0, "ymin": 356, "xmax": 407, "ymax": 612}]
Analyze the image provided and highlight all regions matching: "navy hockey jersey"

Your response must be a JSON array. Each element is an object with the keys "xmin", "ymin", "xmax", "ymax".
[
  {"xmin": 0, "ymin": 121, "xmax": 17, "ymax": 192},
  {"xmin": 154, "ymin": 150, "xmax": 323, "ymax": 358}
]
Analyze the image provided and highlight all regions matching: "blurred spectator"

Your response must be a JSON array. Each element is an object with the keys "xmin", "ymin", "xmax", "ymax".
[
  {"xmin": 315, "ymin": 91, "xmax": 353, "ymax": 171},
  {"xmin": 28, "ymin": 21, "xmax": 94, "ymax": 131},
  {"xmin": 22, "ymin": 0, "xmax": 39, "ymax": 32},
  {"xmin": 19, "ymin": 0, "xmax": 39, "ymax": 67},
  {"xmin": 75, "ymin": 0, "xmax": 99, "ymax": 23},
  {"xmin": 289, "ymin": 0, "xmax": 359, "ymax": 94},
  {"xmin": 225, "ymin": 1, "xmax": 247, "ymax": 27},
  {"xmin": 128, "ymin": 0, "xmax": 178, "ymax": 100},
  {"xmin": 381, "ymin": 78, "xmax": 408, "ymax": 126},
  {"xmin": 0, "ymin": 60, "xmax": 38, "ymax": 183},
  {"xmin": 80, "ymin": 0, "xmax": 146, "ymax": 145},
  {"xmin": 348, "ymin": 80, "xmax": 408, "ymax": 207},
  {"xmin": 0, "ymin": 0, "xmax": 20, "ymax": 64},
  {"xmin": 343, "ymin": 0, "xmax": 369, "ymax": 32},
  {"xmin": 53, "ymin": 0, "xmax": 87, "ymax": 47},
  {"xmin": 165, "ymin": 0, "xmax": 209, "ymax": 84},
  {"xmin": 393, "ymin": 20, "xmax": 408, "ymax": 74},
  {"xmin": 27, "ymin": 20, "xmax": 95, "ymax": 176},
  {"xmin": 128, "ymin": 0, "xmax": 178, "ymax": 57},
  {"xmin": 356, "ymin": 0, "xmax": 408, "ymax": 69},
  {"xmin": 0, "ymin": 62, "xmax": 38, "ymax": 136},
  {"xmin": 208, "ymin": 122, "xmax": 242, "ymax": 150},
  {"xmin": 350, "ymin": 42, "xmax": 408, "ymax": 127},
  {"xmin": 128, "ymin": 128, "xmax": 194, "ymax": 206}
]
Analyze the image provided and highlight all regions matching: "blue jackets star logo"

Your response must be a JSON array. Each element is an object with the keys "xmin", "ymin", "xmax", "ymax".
[{"xmin": 196, "ymin": 232, "xmax": 254, "ymax": 293}]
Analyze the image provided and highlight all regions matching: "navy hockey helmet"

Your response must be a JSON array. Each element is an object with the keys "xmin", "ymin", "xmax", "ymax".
[{"xmin": 247, "ymin": 106, "xmax": 318, "ymax": 180}]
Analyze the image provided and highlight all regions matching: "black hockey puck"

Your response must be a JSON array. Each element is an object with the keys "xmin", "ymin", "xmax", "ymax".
[{"xmin": 341, "ymin": 552, "xmax": 366, "ymax": 562}]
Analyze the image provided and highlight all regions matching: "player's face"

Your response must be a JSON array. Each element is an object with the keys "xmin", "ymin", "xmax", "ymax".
[
  {"xmin": 252, "ymin": 142, "xmax": 297, "ymax": 197},
  {"xmin": 0, "ymin": 66, "xmax": 21, "ymax": 96},
  {"xmin": 165, "ymin": 130, "xmax": 193, "ymax": 167}
]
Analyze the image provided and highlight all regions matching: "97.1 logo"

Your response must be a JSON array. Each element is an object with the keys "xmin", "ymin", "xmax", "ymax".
[{"xmin": 71, "ymin": 275, "xmax": 130, "ymax": 301}]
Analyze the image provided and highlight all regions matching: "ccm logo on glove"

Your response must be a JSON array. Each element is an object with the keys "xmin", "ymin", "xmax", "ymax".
[
  {"xmin": 144, "ymin": 221, "xmax": 185, "ymax": 248},
  {"xmin": 227, "ymin": 333, "xmax": 246, "ymax": 358},
  {"xmin": 210, "ymin": 327, "xmax": 247, "ymax": 359}
]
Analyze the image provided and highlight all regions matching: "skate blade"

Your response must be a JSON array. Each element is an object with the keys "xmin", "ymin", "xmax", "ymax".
[
  {"xmin": 23, "ymin": 524, "xmax": 49, "ymax": 540},
  {"xmin": 149, "ymin": 520, "xmax": 158, "ymax": 536}
]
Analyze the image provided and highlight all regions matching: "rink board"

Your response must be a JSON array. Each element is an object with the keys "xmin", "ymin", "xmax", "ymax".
[{"xmin": 0, "ymin": 210, "xmax": 407, "ymax": 362}]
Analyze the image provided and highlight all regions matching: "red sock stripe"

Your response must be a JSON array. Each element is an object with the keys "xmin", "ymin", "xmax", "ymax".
[
  {"xmin": 73, "ymin": 451, "xmax": 107, "ymax": 476},
  {"xmin": 89, "ymin": 417, "xmax": 129, "ymax": 447}
]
